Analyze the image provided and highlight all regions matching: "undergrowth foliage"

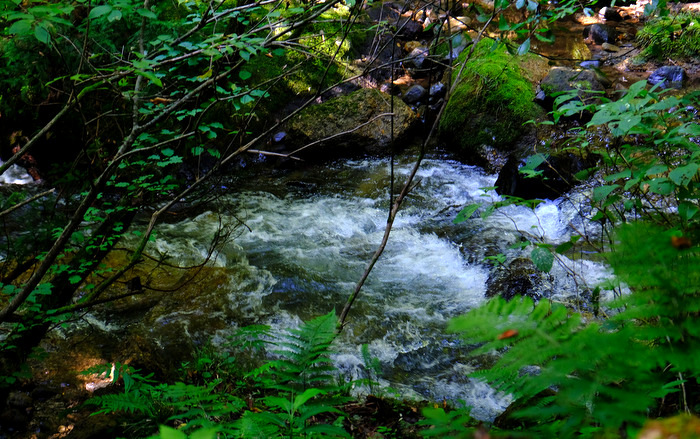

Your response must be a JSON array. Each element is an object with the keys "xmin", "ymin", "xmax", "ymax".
[
  {"xmin": 84, "ymin": 311, "xmax": 350, "ymax": 438},
  {"xmin": 440, "ymin": 222, "xmax": 700, "ymax": 437}
]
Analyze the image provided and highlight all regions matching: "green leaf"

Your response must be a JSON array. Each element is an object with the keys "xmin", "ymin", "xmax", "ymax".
[
  {"xmin": 669, "ymin": 163, "xmax": 699, "ymax": 187},
  {"xmin": 531, "ymin": 246, "xmax": 554, "ymax": 272},
  {"xmin": 593, "ymin": 184, "xmax": 619, "ymax": 202},
  {"xmin": 293, "ymin": 388, "xmax": 325, "ymax": 411},
  {"xmin": 517, "ymin": 38, "xmax": 530, "ymax": 56},
  {"xmin": 498, "ymin": 14, "xmax": 509, "ymax": 31},
  {"xmin": 68, "ymin": 275, "xmax": 82, "ymax": 285},
  {"xmin": 135, "ymin": 70, "xmax": 163, "ymax": 87},
  {"xmin": 678, "ymin": 202, "xmax": 699, "ymax": 221},
  {"xmin": 453, "ymin": 203, "xmax": 481, "ymax": 224},
  {"xmin": 34, "ymin": 24, "xmax": 51, "ymax": 44},
  {"xmin": 239, "ymin": 70, "xmax": 252, "ymax": 80},
  {"xmin": 614, "ymin": 114, "xmax": 641, "ymax": 135},
  {"xmin": 136, "ymin": 8, "xmax": 157, "ymax": 19},
  {"xmin": 88, "ymin": 5, "xmax": 112, "ymax": 19},
  {"xmin": 107, "ymin": 9, "xmax": 122, "ymax": 22},
  {"xmin": 8, "ymin": 19, "xmax": 32, "ymax": 35},
  {"xmin": 555, "ymin": 241, "xmax": 573, "ymax": 254},
  {"xmin": 157, "ymin": 425, "xmax": 187, "ymax": 439},
  {"xmin": 477, "ymin": 13, "xmax": 490, "ymax": 23}
]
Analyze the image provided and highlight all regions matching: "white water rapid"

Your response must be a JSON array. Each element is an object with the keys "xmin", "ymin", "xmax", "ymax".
[{"xmin": 149, "ymin": 155, "xmax": 615, "ymax": 421}]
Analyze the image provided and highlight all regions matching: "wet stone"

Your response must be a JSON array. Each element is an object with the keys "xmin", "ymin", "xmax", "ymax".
[
  {"xmin": 601, "ymin": 43, "xmax": 620, "ymax": 52},
  {"xmin": 648, "ymin": 66, "xmax": 687, "ymax": 89},
  {"xmin": 599, "ymin": 6, "xmax": 623, "ymax": 21},
  {"xmin": 583, "ymin": 23, "xmax": 618, "ymax": 44},
  {"xmin": 486, "ymin": 258, "xmax": 546, "ymax": 302},
  {"xmin": 402, "ymin": 84, "xmax": 427, "ymax": 105},
  {"xmin": 273, "ymin": 131, "xmax": 286, "ymax": 142},
  {"xmin": 406, "ymin": 47, "xmax": 430, "ymax": 69},
  {"xmin": 429, "ymin": 82, "xmax": 447, "ymax": 100},
  {"xmin": 580, "ymin": 60, "xmax": 602, "ymax": 69}
]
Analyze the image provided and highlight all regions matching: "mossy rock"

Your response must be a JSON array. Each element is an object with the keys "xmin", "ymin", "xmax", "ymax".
[
  {"xmin": 438, "ymin": 40, "xmax": 547, "ymax": 164},
  {"xmin": 242, "ymin": 7, "xmax": 369, "ymax": 128},
  {"xmin": 287, "ymin": 88, "xmax": 418, "ymax": 158}
]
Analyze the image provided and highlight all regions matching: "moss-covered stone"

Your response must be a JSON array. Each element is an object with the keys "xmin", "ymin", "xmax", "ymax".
[
  {"xmin": 243, "ymin": 7, "xmax": 368, "ymax": 127},
  {"xmin": 287, "ymin": 88, "xmax": 417, "ymax": 157},
  {"xmin": 637, "ymin": 13, "xmax": 700, "ymax": 61},
  {"xmin": 438, "ymin": 40, "xmax": 547, "ymax": 162}
]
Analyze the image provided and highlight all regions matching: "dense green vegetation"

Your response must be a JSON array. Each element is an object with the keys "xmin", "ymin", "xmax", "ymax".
[
  {"xmin": 1, "ymin": 0, "xmax": 699, "ymax": 436},
  {"xmin": 637, "ymin": 12, "xmax": 700, "ymax": 60}
]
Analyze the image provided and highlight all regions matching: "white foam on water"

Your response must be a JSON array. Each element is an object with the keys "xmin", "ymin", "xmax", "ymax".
[
  {"xmin": 0, "ymin": 160, "xmax": 35, "ymax": 185},
  {"xmin": 134, "ymin": 156, "xmax": 615, "ymax": 421}
]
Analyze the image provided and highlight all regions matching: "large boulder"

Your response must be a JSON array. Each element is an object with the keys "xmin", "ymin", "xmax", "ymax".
[
  {"xmin": 287, "ymin": 88, "xmax": 418, "ymax": 158},
  {"xmin": 437, "ymin": 40, "xmax": 549, "ymax": 168}
]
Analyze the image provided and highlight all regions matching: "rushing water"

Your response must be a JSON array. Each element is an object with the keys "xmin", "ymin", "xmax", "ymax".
[{"xmin": 146, "ymin": 152, "xmax": 615, "ymax": 420}]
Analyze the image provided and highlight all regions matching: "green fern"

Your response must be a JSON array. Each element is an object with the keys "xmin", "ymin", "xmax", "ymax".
[
  {"xmin": 234, "ymin": 311, "xmax": 351, "ymax": 438},
  {"xmin": 267, "ymin": 310, "xmax": 340, "ymax": 393},
  {"xmin": 86, "ymin": 389, "xmax": 157, "ymax": 416},
  {"xmin": 446, "ymin": 222, "xmax": 700, "ymax": 437}
]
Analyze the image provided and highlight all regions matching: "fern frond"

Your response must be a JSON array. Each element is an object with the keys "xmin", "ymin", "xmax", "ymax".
[{"xmin": 85, "ymin": 389, "xmax": 155, "ymax": 416}]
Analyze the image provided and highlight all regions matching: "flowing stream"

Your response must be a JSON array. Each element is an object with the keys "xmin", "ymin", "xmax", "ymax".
[{"xmin": 146, "ymin": 151, "xmax": 614, "ymax": 420}]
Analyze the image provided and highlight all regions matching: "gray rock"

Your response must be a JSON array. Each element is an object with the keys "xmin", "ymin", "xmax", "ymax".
[
  {"xmin": 288, "ymin": 88, "xmax": 418, "ymax": 157},
  {"xmin": 402, "ymin": 84, "xmax": 427, "ymax": 104},
  {"xmin": 495, "ymin": 151, "xmax": 599, "ymax": 200},
  {"xmin": 407, "ymin": 47, "xmax": 430, "ymax": 69},
  {"xmin": 580, "ymin": 60, "xmax": 601, "ymax": 69},
  {"xmin": 648, "ymin": 66, "xmax": 686, "ymax": 89},
  {"xmin": 601, "ymin": 43, "xmax": 620, "ymax": 52},
  {"xmin": 429, "ymin": 82, "xmax": 447, "ymax": 100},
  {"xmin": 583, "ymin": 24, "xmax": 618, "ymax": 44},
  {"xmin": 444, "ymin": 44, "xmax": 467, "ymax": 63},
  {"xmin": 599, "ymin": 6, "xmax": 623, "ymax": 21},
  {"xmin": 537, "ymin": 67, "xmax": 605, "ymax": 114},
  {"xmin": 486, "ymin": 258, "xmax": 546, "ymax": 301}
]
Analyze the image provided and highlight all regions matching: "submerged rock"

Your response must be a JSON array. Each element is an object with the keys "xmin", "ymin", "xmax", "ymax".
[
  {"xmin": 648, "ymin": 66, "xmax": 686, "ymax": 89},
  {"xmin": 287, "ymin": 88, "xmax": 418, "ymax": 158}
]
